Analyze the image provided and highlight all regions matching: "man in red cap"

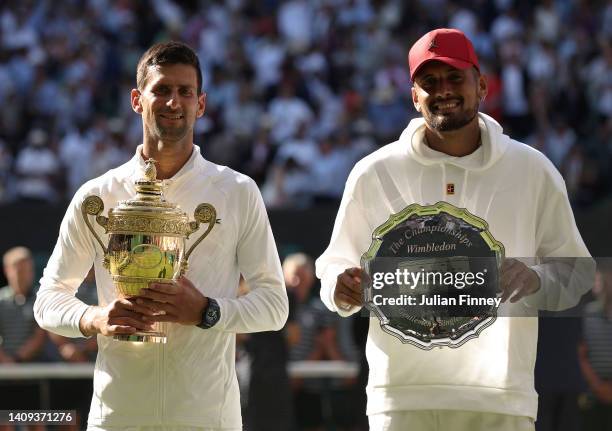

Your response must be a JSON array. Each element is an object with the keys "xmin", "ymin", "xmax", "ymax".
[
  {"xmin": 316, "ymin": 28, "xmax": 593, "ymax": 430},
  {"xmin": 407, "ymin": 28, "xmax": 486, "ymax": 156}
]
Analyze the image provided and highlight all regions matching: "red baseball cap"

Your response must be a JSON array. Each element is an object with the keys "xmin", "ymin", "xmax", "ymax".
[{"xmin": 408, "ymin": 28, "xmax": 480, "ymax": 81}]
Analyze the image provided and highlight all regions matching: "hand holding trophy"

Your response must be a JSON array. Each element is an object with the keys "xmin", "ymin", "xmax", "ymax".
[{"xmin": 81, "ymin": 158, "xmax": 217, "ymax": 343}]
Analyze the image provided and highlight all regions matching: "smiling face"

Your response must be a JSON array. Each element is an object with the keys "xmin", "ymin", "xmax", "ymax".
[
  {"xmin": 131, "ymin": 63, "xmax": 206, "ymax": 144},
  {"xmin": 411, "ymin": 61, "xmax": 487, "ymax": 132}
]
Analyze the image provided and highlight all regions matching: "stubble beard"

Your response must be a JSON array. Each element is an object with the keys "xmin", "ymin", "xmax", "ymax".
[{"xmin": 152, "ymin": 119, "xmax": 190, "ymax": 142}]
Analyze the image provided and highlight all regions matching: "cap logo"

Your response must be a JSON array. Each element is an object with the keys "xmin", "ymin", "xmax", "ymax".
[{"xmin": 428, "ymin": 38, "xmax": 438, "ymax": 51}]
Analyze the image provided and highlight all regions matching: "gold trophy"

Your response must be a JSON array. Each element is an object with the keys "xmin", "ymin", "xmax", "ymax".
[{"xmin": 81, "ymin": 159, "xmax": 217, "ymax": 343}]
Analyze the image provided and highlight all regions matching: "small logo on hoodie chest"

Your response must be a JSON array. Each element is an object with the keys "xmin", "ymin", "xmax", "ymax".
[{"xmin": 446, "ymin": 183, "xmax": 455, "ymax": 195}]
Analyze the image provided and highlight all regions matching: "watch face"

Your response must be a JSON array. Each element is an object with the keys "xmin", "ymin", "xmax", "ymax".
[
  {"xmin": 205, "ymin": 307, "xmax": 218, "ymax": 323},
  {"xmin": 199, "ymin": 299, "xmax": 220, "ymax": 329}
]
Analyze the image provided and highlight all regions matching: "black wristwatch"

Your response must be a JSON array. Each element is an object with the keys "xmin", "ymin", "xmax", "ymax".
[{"xmin": 197, "ymin": 298, "xmax": 220, "ymax": 329}]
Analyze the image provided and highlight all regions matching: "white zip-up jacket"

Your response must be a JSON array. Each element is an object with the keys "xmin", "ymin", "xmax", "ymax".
[
  {"xmin": 34, "ymin": 145, "xmax": 288, "ymax": 429},
  {"xmin": 316, "ymin": 113, "xmax": 592, "ymax": 419}
]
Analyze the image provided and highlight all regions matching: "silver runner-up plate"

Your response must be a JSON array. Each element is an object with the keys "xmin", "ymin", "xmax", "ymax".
[{"xmin": 361, "ymin": 201, "xmax": 505, "ymax": 349}]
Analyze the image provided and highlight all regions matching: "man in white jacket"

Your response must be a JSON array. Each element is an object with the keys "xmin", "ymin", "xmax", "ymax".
[
  {"xmin": 34, "ymin": 42, "xmax": 288, "ymax": 430},
  {"xmin": 316, "ymin": 28, "xmax": 592, "ymax": 431}
]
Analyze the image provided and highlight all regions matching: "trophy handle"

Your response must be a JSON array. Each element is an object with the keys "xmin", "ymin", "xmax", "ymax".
[
  {"xmin": 82, "ymin": 195, "xmax": 109, "ymax": 257},
  {"xmin": 180, "ymin": 203, "xmax": 217, "ymax": 275}
]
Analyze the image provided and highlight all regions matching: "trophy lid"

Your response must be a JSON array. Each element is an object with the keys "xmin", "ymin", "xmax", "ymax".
[{"xmin": 106, "ymin": 158, "xmax": 190, "ymax": 237}]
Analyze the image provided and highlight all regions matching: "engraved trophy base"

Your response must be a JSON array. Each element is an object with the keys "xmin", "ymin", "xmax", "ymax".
[{"xmin": 114, "ymin": 331, "xmax": 167, "ymax": 343}]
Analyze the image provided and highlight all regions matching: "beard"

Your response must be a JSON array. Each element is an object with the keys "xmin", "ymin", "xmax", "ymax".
[{"xmin": 424, "ymin": 97, "xmax": 479, "ymax": 132}]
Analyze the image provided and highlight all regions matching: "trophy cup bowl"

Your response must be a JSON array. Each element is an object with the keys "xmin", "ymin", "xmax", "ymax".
[{"xmin": 81, "ymin": 159, "xmax": 217, "ymax": 343}]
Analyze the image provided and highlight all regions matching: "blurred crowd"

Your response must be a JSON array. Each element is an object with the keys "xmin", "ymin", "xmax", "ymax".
[{"xmin": 0, "ymin": 0, "xmax": 610, "ymax": 209}]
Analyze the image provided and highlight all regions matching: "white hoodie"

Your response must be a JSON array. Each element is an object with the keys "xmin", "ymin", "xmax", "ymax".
[{"xmin": 316, "ymin": 113, "xmax": 592, "ymax": 419}]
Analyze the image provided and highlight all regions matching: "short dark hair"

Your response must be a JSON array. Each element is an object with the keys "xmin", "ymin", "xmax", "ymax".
[{"xmin": 136, "ymin": 41, "xmax": 203, "ymax": 93}]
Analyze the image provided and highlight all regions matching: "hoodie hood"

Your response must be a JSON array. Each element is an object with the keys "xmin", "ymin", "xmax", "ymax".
[{"xmin": 398, "ymin": 112, "xmax": 509, "ymax": 172}]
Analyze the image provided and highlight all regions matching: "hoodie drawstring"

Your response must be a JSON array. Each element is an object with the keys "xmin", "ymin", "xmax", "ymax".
[
  {"xmin": 440, "ymin": 164, "xmax": 447, "ymax": 203},
  {"xmin": 459, "ymin": 168, "xmax": 469, "ymax": 208}
]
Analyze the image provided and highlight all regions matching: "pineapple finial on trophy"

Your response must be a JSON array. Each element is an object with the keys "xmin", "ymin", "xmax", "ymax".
[
  {"xmin": 135, "ymin": 158, "xmax": 164, "ymax": 201},
  {"xmin": 143, "ymin": 158, "xmax": 157, "ymax": 182}
]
